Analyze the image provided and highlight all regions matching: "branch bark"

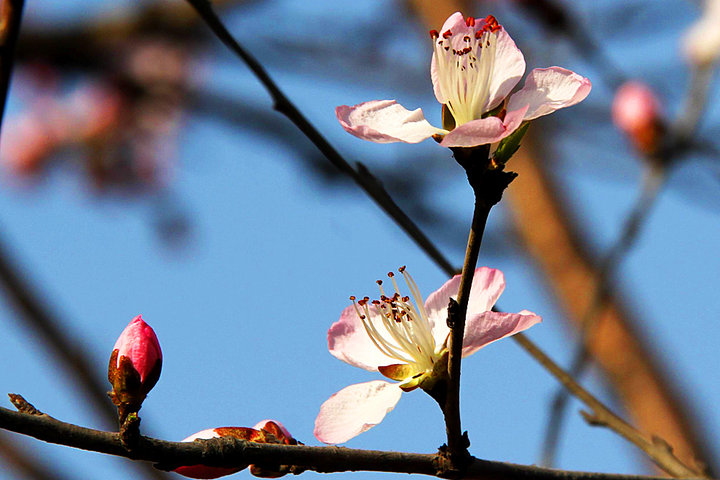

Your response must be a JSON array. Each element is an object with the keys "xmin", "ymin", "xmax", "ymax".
[{"xmin": 0, "ymin": 404, "xmax": 704, "ymax": 480}]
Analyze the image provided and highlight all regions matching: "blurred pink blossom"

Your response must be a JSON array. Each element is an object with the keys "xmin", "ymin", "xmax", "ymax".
[{"xmin": 612, "ymin": 81, "xmax": 664, "ymax": 154}]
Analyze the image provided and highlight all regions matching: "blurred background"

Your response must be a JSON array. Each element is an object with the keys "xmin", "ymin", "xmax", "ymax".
[{"xmin": 1, "ymin": 0, "xmax": 719, "ymax": 479}]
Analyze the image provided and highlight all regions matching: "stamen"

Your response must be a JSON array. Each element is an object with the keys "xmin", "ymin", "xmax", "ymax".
[
  {"xmin": 429, "ymin": 29, "xmax": 439, "ymax": 39},
  {"xmin": 466, "ymin": 16, "xmax": 475, "ymax": 27},
  {"xmin": 442, "ymin": 29, "xmax": 452, "ymax": 38}
]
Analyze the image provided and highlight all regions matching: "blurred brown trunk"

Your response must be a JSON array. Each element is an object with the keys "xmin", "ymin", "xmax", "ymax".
[{"xmin": 407, "ymin": 0, "xmax": 713, "ymax": 473}]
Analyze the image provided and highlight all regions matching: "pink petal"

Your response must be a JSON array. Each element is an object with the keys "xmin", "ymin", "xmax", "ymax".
[
  {"xmin": 424, "ymin": 267, "xmax": 507, "ymax": 348},
  {"xmin": 328, "ymin": 304, "xmax": 398, "ymax": 371},
  {"xmin": 507, "ymin": 67, "xmax": 592, "ymax": 121},
  {"xmin": 462, "ymin": 310, "xmax": 542, "ymax": 357},
  {"xmin": 439, "ymin": 105, "xmax": 528, "ymax": 147},
  {"xmin": 314, "ymin": 381, "xmax": 402, "ymax": 444},
  {"xmin": 336, "ymin": 100, "xmax": 444, "ymax": 144},
  {"xmin": 485, "ymin": 27, "xmax": 526, "ymax": 111},
  {"xmin": 175, "ymin": 429, "xmax": 242, "ymax": 479}
]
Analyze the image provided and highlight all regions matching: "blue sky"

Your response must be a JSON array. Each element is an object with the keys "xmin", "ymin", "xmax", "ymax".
[{"xmin": 1, "ymin": 1, "xmax": 719, "ymax": 479}]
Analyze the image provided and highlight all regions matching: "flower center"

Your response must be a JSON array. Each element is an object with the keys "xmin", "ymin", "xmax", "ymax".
[
  {"xmin": 430, "ymin": 15, "xmax": 501, "ymax": 126},
  {"xmin": 351, "ymin": 267, "xmax": 438, "ymax": 372}
]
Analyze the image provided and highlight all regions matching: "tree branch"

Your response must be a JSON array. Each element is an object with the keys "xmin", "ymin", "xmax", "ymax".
[
  {"xmin": 0, "ymin": 402, "xmax": 704, "ymax": 480},
  {"xmin": 0, "ymin": 0, "xmax": 24, "ymax": 140}
]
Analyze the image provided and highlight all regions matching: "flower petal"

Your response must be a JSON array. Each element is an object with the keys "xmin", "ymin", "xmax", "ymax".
[
  {"xmin": 507, "ymin": 67, "xmax": 592, "ymax": 121},
  {"xmin": 462, "ymin": 310, "xmax": 542, "ymax": 357},
  {"xmin": 336, "ymin": 100, "xmax": 444, "ymax": 144},
  {"xmin": 431, "ymin": 12, "xmax": 472, "ymax": 104},
  {"xmin": 378, "ymin": 363, "xmax": 417, "ymax": 381},
  {"xmin": 486, "ymin": 27, "xmax": 526, "ymax": 111},
  {"xmin": 439, "ymin": 105, "xmax": 527, "ymax": 147},
  {"xmin": 314, "ymin": 381, "xmax": 402, "ymax": 444},
  {"xmin": 424, "ymin": 267, "xmax": 507, "ymax": 348},
  {"xmin": 328, "ymin": 304, "xmax": 398, "ymax": 371}
]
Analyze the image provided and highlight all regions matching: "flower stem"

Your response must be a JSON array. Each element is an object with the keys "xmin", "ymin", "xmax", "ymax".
[
  {"xmin": 443, "ymin": 146, "xmax": 517, "ymax": 466},
  {"xmin": 444, "ymin": 196, "xmax": 491, "ymax": 461}
]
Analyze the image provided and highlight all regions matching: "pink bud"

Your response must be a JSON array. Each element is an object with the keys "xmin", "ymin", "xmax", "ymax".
[
  {"xmin": 612, "ymin": 81, "xmax": 664, "ymax": 154},
  {"xmin": 108, "ymin": 315, "xmax": 162, "ymax": 410},
  {"xmin": 174, "ymin": 429, "xmax": 245, "ymax": 479}
]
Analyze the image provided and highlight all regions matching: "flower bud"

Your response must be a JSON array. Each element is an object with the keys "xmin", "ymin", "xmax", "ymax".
[
  {"xmin": 174, "ymin": 422, "xmax": 299, "ymax": 479},
  {"xmin": 612, "ymin": 82, "xmax": 664, "ymax": 154},
  {"xmin": 108, "ymin": 315, "xmax": 162, "ymax": 413}
]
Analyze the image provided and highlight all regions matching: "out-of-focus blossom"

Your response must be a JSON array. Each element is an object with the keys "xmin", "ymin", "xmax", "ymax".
[
  {"xmin": 174, "ymin": 421, "xmax": 298, "ymax": 479},
  {"xmin": 684, "ymin": 0, "xmax": 720, "ymax": 67},
  {"xmin": 336, "ymin": 12, "xmax": 590, "ymax": 148},
  {"xmin": 612, "ymin": 81, "xmax": 664, "ymax": 154},
  {"xmin": 314, "ymin": 267, "xmax": 541, "ymax": 444},
  {"xmin": 108, "ymin": 315, "xmax": 162, "ymax": 411}
]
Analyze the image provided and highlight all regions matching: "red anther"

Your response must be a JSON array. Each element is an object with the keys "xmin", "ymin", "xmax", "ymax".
[
  {"xmin": 387, "ymin": 271, "xmax": 395, "ymax": 277},
  {"xmin": 463, "ymin": 35, "xmax": 470, "ymax": 42},
  {"xmin": 372, "ymin": 300, "xmax": 381, "ymax": 305},
  {"xmin": 429, "ymin": 29, "xmax": 439, "ymax": 39},
  {"xmin": 402, "ymin": 296, "xmax": 410, "ymax": 302},
  {"xmin": 475, "ymin": 30, "xmax": 483, "ymax": 39},
  {"xmin": 363, "ymin": 296, "xmax": 369, "ymax": 301},
  {"xmin": 484, "ymin": 15, "xmax": 497, "ymax": 26},
  {"xmin": 376, "ymin": 279, "xmax": 383, "ymax": 285},
  {"xmin": 360, "ymin": 314, "xmax": 366, "ymax": 320},
  {"xmin": 463, "ymin": 47, "xmax": 472, "ymax": 54},
  {"xmin": 490, "ymin": 24, "xmax": 501, "ymax": 33},
  {"xmin": 349, "ymin": 295, "xmax": 356, "ymax": 301},
  {"xmin": 466, "ymin": 16, "xmax": 475, "ymax": 27},
  {"xmin": 398, "ymin": 266, "xmax": 406, "ymax": 272},
  {"xmin": 442, "ymin": 29, "xmax": 452, "ymax": 38}
]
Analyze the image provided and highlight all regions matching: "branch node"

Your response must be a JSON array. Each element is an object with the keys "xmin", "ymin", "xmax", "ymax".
[{"xmin": 8, "ymin": 394, "xmax": 42, "ymax": 415}]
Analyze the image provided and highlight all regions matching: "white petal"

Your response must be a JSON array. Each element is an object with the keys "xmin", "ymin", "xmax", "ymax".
[
  {"xmin": 314, "ymin": 381, "xmax": 403, "ymax": 444},
  {"xmin": 336, "ymin": 100, "xmax": 445, "ymax": 144},
  {"xmin": 328, "ymin": 305, "xmax": 399, "ymax": 371},
  {"xmin": 486, "ymin": 27, "xmax": 526, "ymax": 111},
  {"xmin": 507, "ymin": 67, "xmax": 592, "ymax": 121}
]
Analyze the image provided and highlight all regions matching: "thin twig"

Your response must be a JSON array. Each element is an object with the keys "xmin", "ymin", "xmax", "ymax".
[
  {"xmin": 541, "ymin": 165, "xmax": 666, "ymax": 467},
  {"xmin": 0, "ymin": 404, "xmax": 705, "ymax": 480},
  {"xmin": 183, "ymin": 0, "xmax": 455, "ymax": 276},
  {"xmin": 513, "ymin": 334, "xmax": 703, "ymax": 478},
  {"xmin": 444, "ymin": 198, "xmax": 492, "ymax": 458}
]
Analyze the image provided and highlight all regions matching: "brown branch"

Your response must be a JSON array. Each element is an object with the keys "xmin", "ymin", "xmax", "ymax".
[
  {"xmin": 0, "ymin": 0, "xmax": 24, "ymax": 140},
  {"xmin": 512, "ymin": 335, "xmax": 702, "ymax": 478},
  {"xmin": 0, "ymin": 404, "xmax": 703, "ymax": 480}
]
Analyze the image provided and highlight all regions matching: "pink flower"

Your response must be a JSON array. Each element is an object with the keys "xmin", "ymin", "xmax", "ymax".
[
  {"xmin": 108, "ymin": 315, "xmax": 162, "ymax": 408},
  {"xmin": 174, "ymin": 421, "xmax": 297, "ymax": 479},
  {"xmin": 314, "ymin": 267, "xmax": 541, "ymax": 444},
  {"xmin": 336, "ymin": 12, "xmax": 591, "ymax": 148},
  {"xmin": 612, "ymin": 81, "xmax": 664, "ymax": 154}
]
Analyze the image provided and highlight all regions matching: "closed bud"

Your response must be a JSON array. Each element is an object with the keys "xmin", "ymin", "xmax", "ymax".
[
  {"xmin": 108, "ymin": 315, "xmax": 162, "ymax": 416},
  {"xmin": 174, "ymin": 421, "xmax": 299, "ymax": 479},
  {"xmin": 612, "ymin": 81, "xmax": 664, "ymax": 155}
]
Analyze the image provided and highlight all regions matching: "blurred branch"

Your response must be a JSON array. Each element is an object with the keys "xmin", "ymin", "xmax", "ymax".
[
  {"xmin": 505, "ymin": 138, "xmax": 716, "ymax": 473},
  {"xmin": 542, "ymin": 165, "xmax": 666, "ymax": 467},
  {"xmin": 0, "ymin": 400, "xmax": 705, "ymax": 480},
  {"xmin": 0, "ymin": 0, "xmax": 24, "ymax": 139},
  {"xmin": 0, "ymin": 431, "xmax": 72, "ymax": 480},
  {"xmin": 542, "ymin": 58, "xmax": 718, "ymax": 471}
]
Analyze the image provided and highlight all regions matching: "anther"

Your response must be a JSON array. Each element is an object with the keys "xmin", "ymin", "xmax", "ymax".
[
  {"xmin": 398, "ymin": 266, "xmax": 406, "ymax": 272},
  {"xmin": 376, "ymin": 280, "xmax": 383, "ymax": 285},
  {"xmin": 429, "ymin": 29, "xmax": 439, "ymax": 39},
  {"xmin": 466, "ymin": 16, "xmax": 475, "ymax": 27},
  {"xmin": 442, "ymin": 29, "xmax": 452, "ymax": 39},
  {"xmin": 387, "ymin": 272, "xmax": 395, "ymax": 278}
]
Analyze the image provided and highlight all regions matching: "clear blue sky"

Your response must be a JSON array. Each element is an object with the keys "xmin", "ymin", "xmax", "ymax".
[{"xmin": 1, "ymin": 0, "xmax": 719, "ymax": 479}]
